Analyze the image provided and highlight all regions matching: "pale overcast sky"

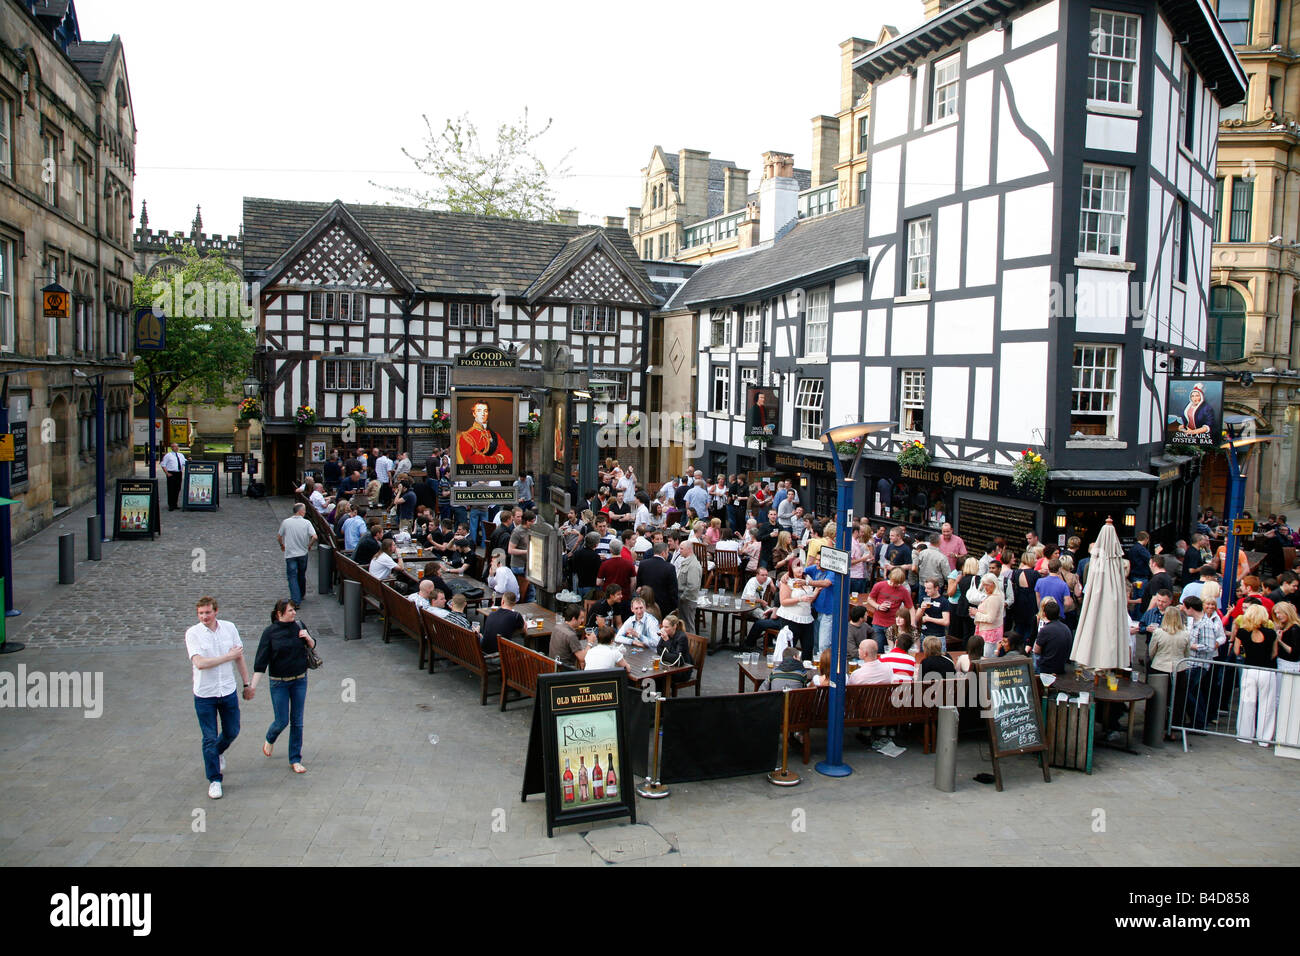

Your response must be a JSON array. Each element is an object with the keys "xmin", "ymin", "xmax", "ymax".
[{"xmin": 74, "ymin": 0, "xmax": 921, "ymax": 239}]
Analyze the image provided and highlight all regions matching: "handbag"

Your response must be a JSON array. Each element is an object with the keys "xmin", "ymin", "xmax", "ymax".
[{"xmin": 304, "ymin": 638, "xmax": 323, "ymax": 670}]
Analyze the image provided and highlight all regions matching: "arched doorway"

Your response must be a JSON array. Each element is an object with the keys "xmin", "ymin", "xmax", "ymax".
[{"xmin": 49, "ymin": 393, "xmax": 71, "ymax": 507}]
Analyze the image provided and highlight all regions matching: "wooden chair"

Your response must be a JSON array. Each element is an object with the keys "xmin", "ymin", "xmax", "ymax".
[
  {"xmin": 692, "ymin": 542, "xmax": 715, "ymax": 589},
  {"xmin": 669, "ymin": 633, "xmax": 710, "ymax": 697},
  {"xmin": 713, "ymin": 548, "xmax": 742, "ymax": 594},
  {"xmin": 513, "ymin": 570, "xmax": 531, "ymax": 604}
]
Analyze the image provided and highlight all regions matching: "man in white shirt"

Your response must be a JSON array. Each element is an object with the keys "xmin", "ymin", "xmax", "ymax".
[
  {"xmin": 408, "ymin": 578, "xmax": 437, "ymax": 611},
  {"xmin": 185, "ymin": 595, "xmax": 250, "ymax": 799},
  {"xmin": 615, "ymin": 598, "xmax": 660, "ymax": 649},
  {"xmin": 848, "ymin": 639, "xmax": 896, "ymax": 685},
  {"xmin": 162, "ymin": 442, "xmax": 187, "ymax": 511},
  {"xmin": 277, "ymin": 503, "xmax": 317, "ymax": 607},
  {"xmin": 658, "ymin": 477, "xmax": 677, "ymax": 502}
]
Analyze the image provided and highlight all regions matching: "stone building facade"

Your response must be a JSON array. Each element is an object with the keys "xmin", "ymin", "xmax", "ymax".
[{"xmin": 0, "ymin": 0, "xmax": 135, "ymax": 542}]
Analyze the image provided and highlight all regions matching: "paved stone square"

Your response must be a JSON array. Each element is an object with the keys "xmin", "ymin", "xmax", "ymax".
[{"xmin": 0, "ymin": 489, "xmax": 1296, "ymax": 866}]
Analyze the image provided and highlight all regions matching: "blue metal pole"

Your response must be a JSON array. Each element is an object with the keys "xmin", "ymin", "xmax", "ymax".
[
  {"xmin": 147, "ymin": 375, "xmax": 157, "ymax": 479},
  {"xmin": 95, "ymin": 377, "xmax": 107, "ymax": 542},
  {"xmin": 1221, "ymin": 438, "xmax": 1243, "ymax": 614},
  {"xmin": 816, "ymin": 444, "xmax": 853, "ymax": 778}
]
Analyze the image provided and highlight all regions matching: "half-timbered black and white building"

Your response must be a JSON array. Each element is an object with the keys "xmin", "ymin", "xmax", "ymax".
[
  {"xmin": 676, "ymin": 0, "xmax": 1245, "ymax": 548},
  {"xmin": 242, "ymin": 198, "xmax": 658, "ymax": 493}
]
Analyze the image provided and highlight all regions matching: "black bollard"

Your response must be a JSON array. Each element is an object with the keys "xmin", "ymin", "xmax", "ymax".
[
  {"xmin": 87, "ymin": 517, "xmax": 101, "ymax": 561},
  {"xmin": 317, "ymin": 544, "xmax": 333, "ymax": 596},
  {"xmin": 344, "ymin": 579, "xmax": 363, "ymax": 641},
  {"xmin": 58, "ymin": 532, "xmax": 75, "ymax": 584}
]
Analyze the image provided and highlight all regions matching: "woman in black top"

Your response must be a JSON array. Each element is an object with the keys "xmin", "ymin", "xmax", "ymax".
[
  {"xmin": 919, "ymin": 635, "xmax": 956, "ymax": 678},
  {"xmin": 250, "ymin": 599, "xmax": 316, "ymax": 773},
  {"xmin": 1232, "ymin": 604, "xmax": 1278, "ymax": 745}
]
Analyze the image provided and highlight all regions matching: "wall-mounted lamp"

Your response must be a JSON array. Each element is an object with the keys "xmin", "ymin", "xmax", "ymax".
[
  {"xmin": 1055, "ymin": 508, "xmax": 1067, "ymax": 530},
  {"xmin": 1123, "ymin": 507, "xmax": 1136, "ymax": 529}
]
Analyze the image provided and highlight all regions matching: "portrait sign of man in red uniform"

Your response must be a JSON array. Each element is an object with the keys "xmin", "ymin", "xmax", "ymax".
[{"xmin": 452, "ymin": 393, "xmax": 517, "ymax": 481}]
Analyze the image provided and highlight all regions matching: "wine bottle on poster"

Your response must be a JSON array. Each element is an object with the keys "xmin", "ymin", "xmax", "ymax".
[
  {"xmin": 578, "ymin": 755, "xmax": 589, "ymax": 802},
  {"xmin": 562, "ymin": 757, "xmax": 575, "ymax": 803},
  {"xmin": 591, "ymin": 753, "xmax": 604, "ymax": 799},
  {"xmin": 605, "ymin": 752, "xmax": 618, "ymax": 798}
]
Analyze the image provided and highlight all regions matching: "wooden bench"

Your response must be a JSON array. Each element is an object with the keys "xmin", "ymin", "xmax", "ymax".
[
  {"xmin": 785, "ymin": 681, "xmax": 942, "ymax": 763},
  {"xmin": 380, "ymin": 581, "xmax": 426, "ymax": 662},
  {"xmin": 332, "ymin": 552, "xmax": 376, "ymax": 614},
  {"xmin": 426, "ymin": 612, "xmax": 501, "ymax": 705},
  {"xmin": 497, "ymin": 636, "xmax": 557, "ymax": 710}
]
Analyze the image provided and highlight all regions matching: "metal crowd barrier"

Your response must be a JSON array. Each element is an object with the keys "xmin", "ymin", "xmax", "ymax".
[{"xmin": 1166, "ymin": 657, "xmax": 1300, "ymax": 755}]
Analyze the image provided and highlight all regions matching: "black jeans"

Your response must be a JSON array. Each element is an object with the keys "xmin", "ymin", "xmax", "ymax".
[{"xmin": 166, "ymin": 471, "xmax": 182, "ymax": 510}]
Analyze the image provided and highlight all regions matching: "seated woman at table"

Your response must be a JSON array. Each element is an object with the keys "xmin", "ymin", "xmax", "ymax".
[
  {"xmin": 704, "ymin": 518, "xmax": 723, "ymax": 548},
  {"xmin": 739, "ymin": 519, "xmax": 762, "ymax": 572},
  {"xmin": 369, "ymin": 538, "xmax": 405, "ymax": 582},
  {"xmin": 715, "ymin": 527, "xmax": 740, "ymax": 553},
  {"xmin": 919, "ymin": 636, "xmax": 956, "ymax": 678},
  {"xmin": 584, "ymin": 626, "xmax": 630, "ymax": 673},
  {"xmin": 812, "ymin": 648, "xmax": 832, "ymax": 687},
  {"xmin": 487, "ymin": 549, "xmax": 520, "ymax": 603},
  {"xmin": 954, "ymin": 635, "xmax": 983, "ymax": 673},
  {"xmin": 364, "ymin": 476, "xmax": 383, "ymax": 508},
  {"xmin": 589, "ymin": 584, "xmax": 626, "ymax": 631},
  {"xmin": 656, "ymin": 614, "xmax": 693, "ymax": 668},
  {"xmin": 615, "ymin": 597, "xmax": 661, "ymax": 649},
  {"xmin": 647, "ymin": 501, "xmax": 667, "ymax": 531},
  {"xmin": 885, "ymin": 610, "xmax": 918, "ymax": 653}
]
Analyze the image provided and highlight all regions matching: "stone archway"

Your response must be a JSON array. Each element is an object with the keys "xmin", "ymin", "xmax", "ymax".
[{"xmin": 49, "ymin": 393, "xmax": 71, "ymax": 508}]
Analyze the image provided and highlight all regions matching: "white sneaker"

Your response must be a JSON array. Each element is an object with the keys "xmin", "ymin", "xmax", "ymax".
[
  {"xmin": 219, "ymin": 754, "xmax": 226, "ymax": 773},
  {"xmin": 208, "ymin": 780, "xmax": 223, "ymax": 799}
]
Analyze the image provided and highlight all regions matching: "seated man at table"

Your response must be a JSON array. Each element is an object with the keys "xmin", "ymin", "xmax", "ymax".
[
  {"xmin": 847, "ymin": 604, "xmax": 871, "ymax": 649},
  {"xmin": 408, "ymin": 578, "xmax": 437, "ymax": 612},
  {"xmin": 880, "ymin": 632, "xmax": 917, "ymax": 682},
  {"xmin": 337, "ymin": 469, "xmax": 366, "ymax": 501},
  {"xmin": 1032, "ymin": 597, "xmax": 1072, "ymax": 675},
  {"xmin": 848, "ymin": 640, "xmax": 896, "ymax": 685},
  {"xmin": 427, "ymin": 589, "xmax": 450, "ymax": 618},
  {"xmin": 589, "ymin": 584, "xmax": 626, "ymax": 631},
  {"xmin": 549, "ymin": 603, "xmax": 588, "ymax": 669},
  {"xmin": 353, "ymin": 522, "xmax": 384, "ymax": 568},
  {"xmin": 614, "ymin": 597, "xmax": 660, "ymax": 649},
  {"xmin": 584, "ymin": 626, "xmax": 629, "ymax": 673},
  {"xmin": 764, "ymin": 646, "xmax": 812, "ymax": 691},
  {"xmin": 444, "ymin": 593, "xmax": 475, "ymax": 631},
  {"xmin": 480, "ymin": 591, "xmax": 524, "ymax": 656}
]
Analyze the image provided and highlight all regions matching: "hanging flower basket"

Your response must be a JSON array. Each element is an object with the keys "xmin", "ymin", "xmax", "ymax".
[
  {"xmin": 348, "ymin": 404, "xmax": 368, "ymax": 429},
  {"xmin": 896, "ymin": 438, "xmax": 931, "ymax": 469},
  {"xmin": 237, "ymin": 397, "xmax": 262, "ymax": 422},
  {"xmin": 430, "ymin": 408, "xmax": 450, "ymax": 432},
  {"xmin": 835, "ymin": 436, "xmax": 863, "ymax": 457},
  {"xmin": 524, "ymin": 409, "xmax": 541, "ymax": 437},
  {"xmin": 1011, "ymin": 448, "xmax": 1048, "ymax": 497},
  {"xmin": 295, "ymin": 405, "xmax": 316, "ymax": 427}
]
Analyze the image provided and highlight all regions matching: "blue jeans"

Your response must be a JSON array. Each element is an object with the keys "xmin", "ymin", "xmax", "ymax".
[
  {"xmin": 267, "ymin": 676, "xmax": 308, "ymax": 764},
  {"xmin": 871, "ymin": 625, "xmax": 890, "ymax": 652},
  {"xmin": 850, "ymin": 578, "xmax": 869, "ymax": 594},
  {"xmin": 285, "ymin": 555, "xmax": 309, "ymax": 605},
  {"xmin": 452, "ymin": 504, "xmax": 467, "ymax": 529},
  {"xmin": 816, "ymin": 613, "xmax": 834, "ymax": 654},
  {"xmin": 468, "ymin": 508, "xmax": 488, "ymax": 546},
  {"xmin": 194, "ymin": 691, "xmax": 240, "ymax": 782}
]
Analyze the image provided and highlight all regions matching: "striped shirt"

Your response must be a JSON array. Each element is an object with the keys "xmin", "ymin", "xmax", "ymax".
[
  {"xmin": 1187, "ymin": 613, "xmax": 1225, "ymax": 669},
  {"xmin": 879, "ymin": 648, "xmax": 916, "ymax": 682}
]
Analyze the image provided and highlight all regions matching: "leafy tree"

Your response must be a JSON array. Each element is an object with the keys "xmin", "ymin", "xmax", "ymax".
[
  {"xmin": 132, "ymin": 245, "xmax": 256, "ymax": 410},
  {"xmin": 375, "ymin": 108, "xmax": 572, "ymax": 220}
]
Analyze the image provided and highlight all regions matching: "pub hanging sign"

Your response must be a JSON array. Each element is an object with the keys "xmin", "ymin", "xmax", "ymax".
[{"xmin": 456, "ymin": 345, "xmax": 517, "ymax": 369}]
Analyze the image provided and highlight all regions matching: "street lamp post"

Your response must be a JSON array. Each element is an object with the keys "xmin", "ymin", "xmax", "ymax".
[
  {"xmin": 1219, "ymin": 426, "xmax": 1276, "ymax": 613},
  {"xmin": 815, "ymin": 421, "xmax": 895, "ymax": 778},
  {"xmin": 74, "ymin": 370, "xmax": 109, "ymax": 544}
]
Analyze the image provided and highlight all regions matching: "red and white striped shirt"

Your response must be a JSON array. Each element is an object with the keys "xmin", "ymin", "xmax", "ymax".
[{"xmin": 879, "ymin": 649, "xmax": 916, "ymax": 682}]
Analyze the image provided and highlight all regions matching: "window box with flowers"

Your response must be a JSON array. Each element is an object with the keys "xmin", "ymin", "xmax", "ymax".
[
  {"xmin": 237, "ymin": 397, "xmax": 262, "ymax": 422},
  {"xmin": 1011, "ymin": 448, "xmax": 1048, "ymax": 498},
  {"xmin": 295, "ymin": 405, "xmax": 317, "ymax": 427},
  {"xmin": 348, "ymin": 404, "xmax": 368, "ymax": 428},
  {"xmin": 896, "ymin": 438, "xmax": 931, "ymax": 470}
]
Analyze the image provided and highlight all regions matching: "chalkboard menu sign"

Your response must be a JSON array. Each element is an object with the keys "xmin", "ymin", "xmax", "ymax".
[
  {"xmin": 223, "ymin": 454, "xmax": 244, "ymax": 473},
  {"xmin": 410, "ymin": 437, "xmax": 435, "ymax": 463},
  {"xmin": 523, "ymin": 670, "xmax": 635, "ymax": 838},
  {"xmin": 9, "ymin": 422, "xmax": 27, "ymax": 486},
  {"xmin": 956, "ymin": 498, "xmax": 1038, "ymax": 554},
  {"xmin": 113, "ymin": 478, "xmax": 160, "ymax": 540},
  {"xmin": 977, "ymin": 655, "xmax": 1050, "ymax": 791},
  {"xmin": 182, "ymin": 461, "xmax": 220, "ymax": 511}
]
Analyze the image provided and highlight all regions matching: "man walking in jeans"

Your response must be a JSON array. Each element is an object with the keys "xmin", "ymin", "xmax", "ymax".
[
  {"xmin": 185, "ymin": 596, "xmax": 251, "ymax": 799},
  {"xmin": 277, "ymin": 503, "xmax": 317, "ymax": 608}
]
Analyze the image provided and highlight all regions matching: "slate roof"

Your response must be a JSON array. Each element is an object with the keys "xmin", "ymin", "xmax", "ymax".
[
  {"xmin": 243, "ymin": 197, "xmax": 658, "ymax": 304},
  {"xmin": 67, "ymin": 39, "xmax": 114, "ymax": 86},
  {"xmin": 667, "ymin": 203, "xmax": 869, "ymax": 308}
]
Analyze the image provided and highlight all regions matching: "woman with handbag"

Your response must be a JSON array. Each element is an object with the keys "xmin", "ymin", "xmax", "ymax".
[
  {"xmin": 657, "ymin": 614, "xmax": 694, "ymax": 669},
  {"xmin": 249, "ymin": 598, "xmax": 318, "ymax": 774},
  {"xmin": 970, "ymin": 573, "xmax": 1006, "ymax": 660},
  {"xmin": 948, "ymin": 556, "xmax": 980, "ymax": 649}
]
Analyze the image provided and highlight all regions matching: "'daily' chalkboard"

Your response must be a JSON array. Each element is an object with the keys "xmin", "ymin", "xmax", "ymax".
[{"xmin": 977, "ymin": 655, "xmax": 1049, "ymax": 791}]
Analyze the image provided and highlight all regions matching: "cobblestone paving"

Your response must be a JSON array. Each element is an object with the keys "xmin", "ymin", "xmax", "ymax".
[{"xmin": 0, "ymin": 490, "xmax": 1297, "ymax": 866}]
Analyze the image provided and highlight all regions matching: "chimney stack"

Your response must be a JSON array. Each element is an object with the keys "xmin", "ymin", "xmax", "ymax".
[
  {"xmin": 603, "ymin": 215, "xmax": 625, "ymax": 230},
  {"xmin": 810, "ymin": 116, "xmax": 840, "ymax": 187},
  {"xmin": 922, "ymin": 0, "xmax": 959, "ymax": 20},
  {"xmin": 723, "ymin": 166, "xmax": 749, "ymax": 214},
  {"xmin": 839, "ymin": 37, "xmax": 871, "ymax": 112},
  {"xmin": 737, "ymin": 200, "xmax": 762, "ymax": 250},
  {"xmin": 758, "ymin": 151, "xmax": 799, "ymax": 244},
  {"xmin": 556, "ymin": 208, "xmax": 580, "ymax": 226}
]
